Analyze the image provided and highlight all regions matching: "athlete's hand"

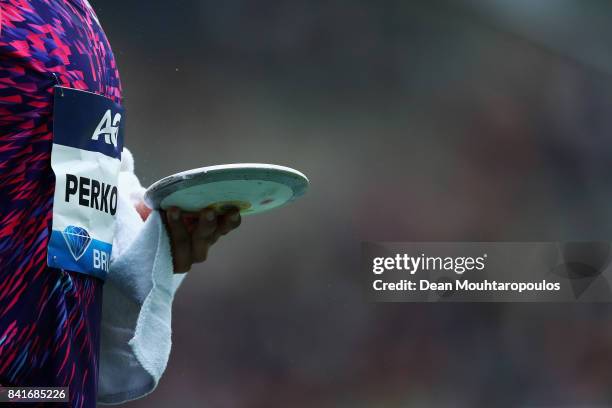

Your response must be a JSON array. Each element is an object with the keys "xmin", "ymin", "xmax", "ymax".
[
  {"xmin": 135, "ymin": 202, "xmax": 241, "ymax": 273},
  {"xmin": 163, "ymin": 207, "xmax": 241, "ymax": 273}
]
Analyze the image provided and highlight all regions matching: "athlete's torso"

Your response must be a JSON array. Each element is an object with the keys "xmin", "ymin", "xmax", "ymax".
[{"xmin": 0, "ymin": 1, "xmax": 121, "ymax": 406}]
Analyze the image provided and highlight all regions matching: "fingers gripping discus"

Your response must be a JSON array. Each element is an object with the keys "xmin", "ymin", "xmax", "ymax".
[{"xmin": 144, "ymin": 164, "xmax": 309, "ymax": 216}]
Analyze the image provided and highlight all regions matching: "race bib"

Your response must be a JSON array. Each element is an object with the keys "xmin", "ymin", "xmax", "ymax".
[{"xmin": 47, "ymin": 86, "xmax": 124, "ymax": 280}]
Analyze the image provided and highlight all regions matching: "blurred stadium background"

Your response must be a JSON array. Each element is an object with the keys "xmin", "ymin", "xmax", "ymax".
[{"xmin": 92, "ymin": 0, "xmax": 612, "ymax": 406}]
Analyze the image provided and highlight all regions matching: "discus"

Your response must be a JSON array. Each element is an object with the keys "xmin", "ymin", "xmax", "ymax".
[{"xmin": 144, "ymin": 163, "xmax": 309, "ymax": 216}]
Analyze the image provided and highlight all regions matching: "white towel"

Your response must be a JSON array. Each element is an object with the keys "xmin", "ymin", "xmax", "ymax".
[{"xmin": 97, "ymin": 148, "xmax": 185, "ymax": 404}]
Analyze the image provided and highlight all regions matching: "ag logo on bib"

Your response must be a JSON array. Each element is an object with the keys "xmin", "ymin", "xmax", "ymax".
[{"xmin": 92, "ymin": 109, "xmax": 121, "ymax": 148}]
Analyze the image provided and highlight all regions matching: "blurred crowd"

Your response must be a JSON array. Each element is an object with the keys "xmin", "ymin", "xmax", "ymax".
[{"xmin": 92, "ymin": 0, "xmax": 612, "ymax": 406}]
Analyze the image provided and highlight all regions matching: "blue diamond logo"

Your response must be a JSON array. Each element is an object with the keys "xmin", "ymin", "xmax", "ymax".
[{"xmin": 61, "ymin": 225, "xmax": 92, "ymax": 261}]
